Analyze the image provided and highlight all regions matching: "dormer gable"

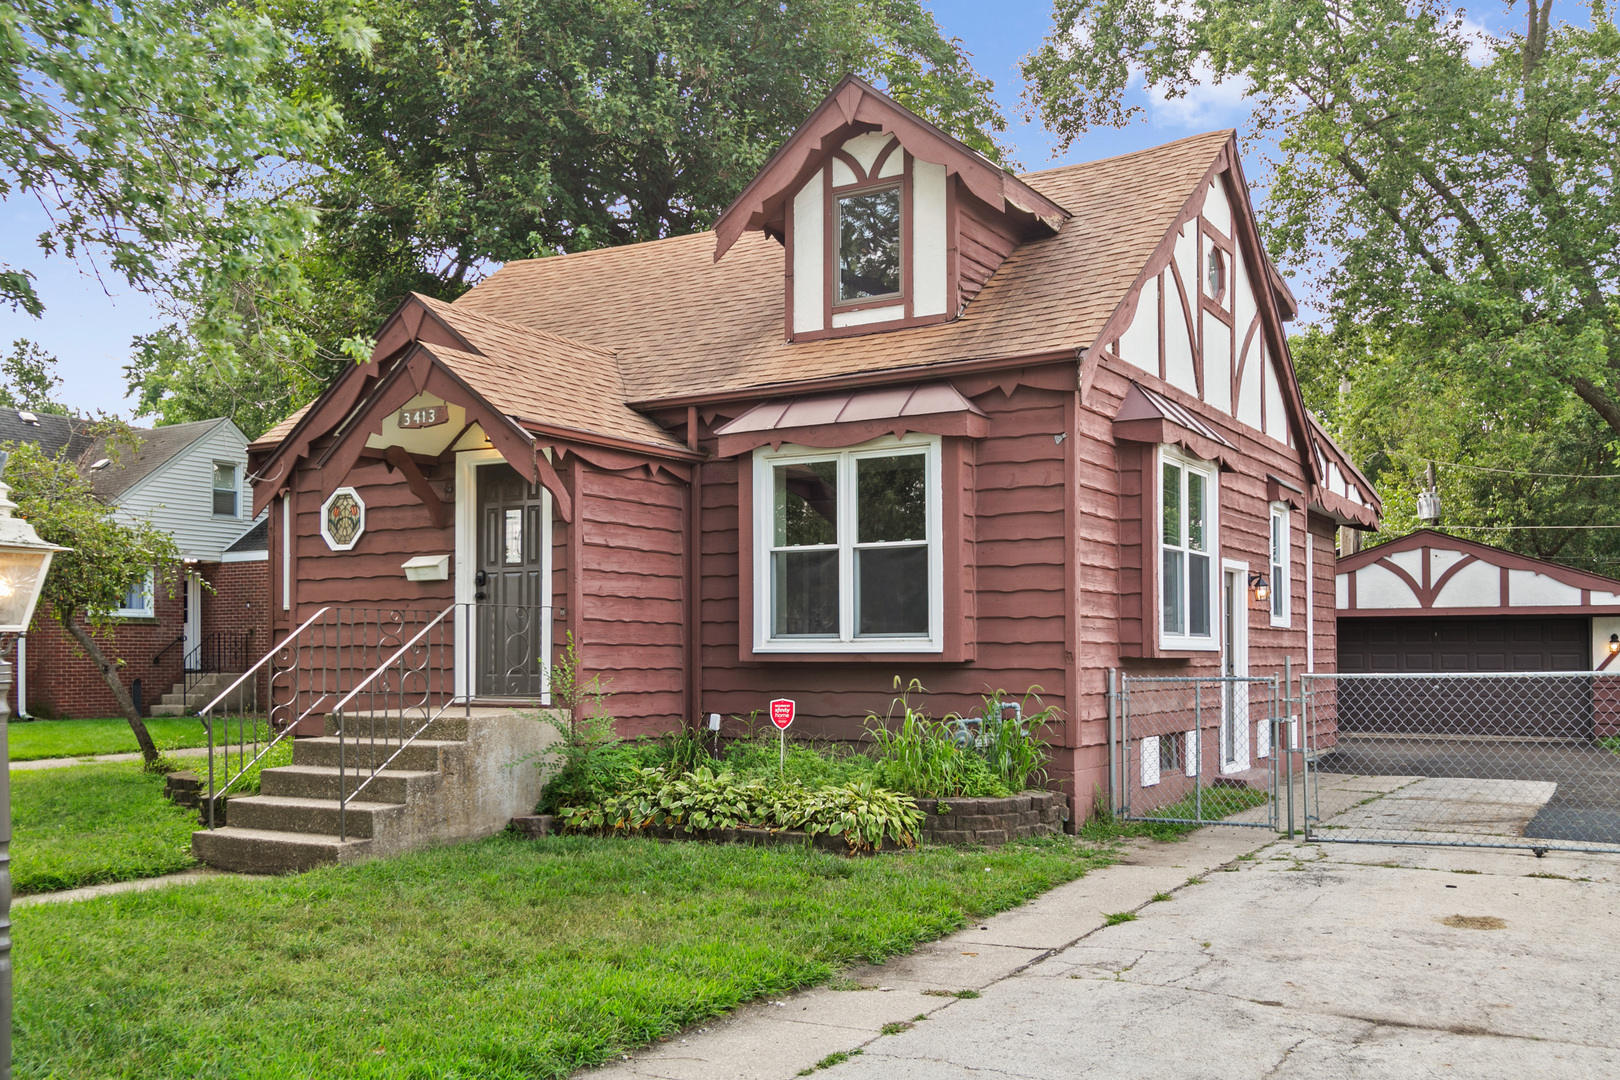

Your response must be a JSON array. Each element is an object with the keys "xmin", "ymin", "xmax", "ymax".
[{"xmin": 713, "ymin": 76, "xmax": 1070, "ymax": 341}]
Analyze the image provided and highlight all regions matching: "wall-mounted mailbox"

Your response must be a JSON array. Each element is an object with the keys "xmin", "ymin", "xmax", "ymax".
[{"xmin": 402, "ymin": 554, "xmax": 450, "ymax": 582}]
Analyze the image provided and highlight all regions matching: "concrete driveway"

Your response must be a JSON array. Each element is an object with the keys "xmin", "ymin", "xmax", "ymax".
[{"xmin": 586, "ymin": 801, "xmax": 1620, "ymax": 1079}]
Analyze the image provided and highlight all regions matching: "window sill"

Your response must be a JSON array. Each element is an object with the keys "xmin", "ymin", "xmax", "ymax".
[{"xmin": 1156, "ymin": 638, "xmax": 1220, "ymax": 654}]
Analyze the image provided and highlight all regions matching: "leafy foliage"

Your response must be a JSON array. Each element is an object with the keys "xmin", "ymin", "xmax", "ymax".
[
  {"xmin": 1025, "ymin": 1, "xmax": 1620, "ymax": 563},
  {"xmin": 863, "ymin": 680, "xmax": 1054, "ymax": 798},
  {"xmin": 0, "ymin": 340, "xmax": 66, "ymax": 414},
  {"xmin": 3, "ymin": 437, "xmax": 183, "ymax": 762},
  {"xmin": 555, "ymin": 765, "xmax": 923, "ymax": 852},
  {"xmin": 133, "ymin": 0, "xmax": 1007, "ymax": 434},
  {"xmin": 1, "ymin": 0, "xmax": 372, "ymax": 379}
]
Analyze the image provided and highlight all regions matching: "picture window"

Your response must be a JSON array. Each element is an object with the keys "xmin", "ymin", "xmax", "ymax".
[{"xmin": 756, "ymin": 436, "xmax": 941, "ymax": 653}]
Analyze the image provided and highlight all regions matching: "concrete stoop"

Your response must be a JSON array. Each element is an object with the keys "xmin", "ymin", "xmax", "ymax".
[
  {"xmin": 148, "ymin": 671, "xmax": 252, "ymax": 717},
  {"xmin": 191, "ymin": 708, "xmax": 558, "ymax": 874}
]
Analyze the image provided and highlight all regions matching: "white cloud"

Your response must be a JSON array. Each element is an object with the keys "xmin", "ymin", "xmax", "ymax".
[{"xmin": 1143, "ymin": 61, "xmax": 1252, "ymax": 130}]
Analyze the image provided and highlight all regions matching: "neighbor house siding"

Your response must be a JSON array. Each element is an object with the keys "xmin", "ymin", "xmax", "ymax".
[{"xmin": 113, "ymin": 420, "xmax": 260, "ymax": 561}]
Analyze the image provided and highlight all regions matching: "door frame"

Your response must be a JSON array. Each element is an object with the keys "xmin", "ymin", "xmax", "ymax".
[
  {"xmin": 454, "ymin": 448, "xmax": 553, "ymax": 703},
  {"xmin": 1220, "ymin": 558, "xmax": 1251, "ymax": 773}
]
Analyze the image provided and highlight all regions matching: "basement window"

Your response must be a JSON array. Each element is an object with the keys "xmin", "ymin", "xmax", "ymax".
[{"xmin": 753, "ymin": 434, "xmax": 942, "ymax": 653}]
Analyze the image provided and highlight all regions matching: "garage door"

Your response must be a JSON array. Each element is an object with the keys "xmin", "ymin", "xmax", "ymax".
[
  {"xmin": 1339, "ymin": 617, "xmax": 1590, "ymax": 673},
  {"xmin": 1337, "ymin": 617, "xmax": 1592, "ymax": 737}
]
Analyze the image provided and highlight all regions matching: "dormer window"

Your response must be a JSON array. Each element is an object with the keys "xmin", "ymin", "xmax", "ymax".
[{"xmin": 837, "ymin": 187, "xmax": 902, "ymax": 302}]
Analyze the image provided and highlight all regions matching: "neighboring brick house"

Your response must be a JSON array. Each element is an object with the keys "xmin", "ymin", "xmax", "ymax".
[{"xmin": 2, "ymin": 412, "xmax": 270, "ymax": 719}]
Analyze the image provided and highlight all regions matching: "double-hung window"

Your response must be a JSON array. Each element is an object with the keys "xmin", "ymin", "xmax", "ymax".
[
  {"xmin": 755, "ymin": 435, "xmax": 942, "ymax": 653},
  {"xmin": 115, "ymin": 570, "xmax": 155, "ymax": 619},
  {"xmin": 213, "ymin": 463, "xmax": 239, "ymax": 518},
  {"xmin": 1270, "ymin": 504, "xmax": 1290, "ymax": 627},
  {"xmin": 1159, "ymin": 448, "xmax": 1217, "ymax": 650}
]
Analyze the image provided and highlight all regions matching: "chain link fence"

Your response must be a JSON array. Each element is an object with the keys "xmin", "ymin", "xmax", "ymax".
[
  {"xmin": 1112, "ymin": 674, "xmax": 1283, "ymax": 828},
  {"xmin": 1299, "ymin": 671, "xmax": 1620, "ymax": 854}
]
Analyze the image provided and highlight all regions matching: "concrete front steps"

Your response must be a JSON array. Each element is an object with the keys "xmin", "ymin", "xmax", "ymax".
[
  {"xmin": 192, "ymin": 708, "xmax": 556, "ymax": 874},
  {"xmin": 148, "ymin": 671, "xmax": 252, "ymax": 717}
]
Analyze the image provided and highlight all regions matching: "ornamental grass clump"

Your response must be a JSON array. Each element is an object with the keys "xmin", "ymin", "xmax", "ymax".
[{"xmin": 864, "ymin": 679, "xmax": 1057, "ymax": 798}]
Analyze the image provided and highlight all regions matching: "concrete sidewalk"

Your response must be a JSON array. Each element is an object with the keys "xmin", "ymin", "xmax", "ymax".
[
  {"xmin": 10, "ymin": 745, "xmax": 211, "ymax": 770},
  {"xmin": 582, "ymin": 775, "xmax": 1620, "ymax": 1079}
]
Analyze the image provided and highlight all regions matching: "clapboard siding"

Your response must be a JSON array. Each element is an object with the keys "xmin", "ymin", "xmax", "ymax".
[
  {"xmin": 572, "ymin": 463, "xmax": 687, "ymax": 735},
  {"xmin": 114, "ymin": 419, "xmax": 264, "ymax": 560},
  {"xmin": 689, "ymin": 379, "xmax": 1070, "ymax": 744},
  {"xmin": 957, "ymin": 193, "xmax": 1021, "ymax": 307}
]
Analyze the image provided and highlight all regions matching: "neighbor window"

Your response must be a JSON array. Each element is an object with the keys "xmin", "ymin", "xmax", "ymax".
[
  {"xmin": 212, "ymin": 463, "xmax": 239, "ymax": 517},
  {"xmin": 837, "ymin": 187, "xmax": 901, "ymax": 303},
  {"xmin": 1160, "ymin": 448, "xmax": 1217, "ymax": 649},
  {"xmin": 755, "ymin": 435, "xmax": 941, "ymax": 652},
  {"xmin": 115, "ymin": 571, "xmax": 155, "ymax": 619},
  {"xmin": 1270, "ymin": 504, "xmax": 1290, "ymax": 627}
]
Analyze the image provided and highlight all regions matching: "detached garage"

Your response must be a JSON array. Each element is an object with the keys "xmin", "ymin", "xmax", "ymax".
[
  {"xmin": 1335, "ymin": 530, "xmax": 1620, "ymax": 737},
  {"xmin": 1336, "ymin": 529, "xmax": 1620, "ymax": 673}
]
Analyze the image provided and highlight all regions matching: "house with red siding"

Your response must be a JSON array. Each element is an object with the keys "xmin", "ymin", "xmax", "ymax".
[{"xmin": 245, "ymin": 76, "xmax": 1379, "ymax": 825}]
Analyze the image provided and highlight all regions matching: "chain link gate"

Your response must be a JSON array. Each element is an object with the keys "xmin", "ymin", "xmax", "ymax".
[
  {"xmin": 1299, "ymin": 671, "xmax": 1620, "ymax": 855},
  {"xmin": 1110, "ymin": 673, "xmax": 1292, "ymax": 830}
]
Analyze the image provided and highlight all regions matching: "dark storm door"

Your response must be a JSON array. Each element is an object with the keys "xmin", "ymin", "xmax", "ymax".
[{"xmin": 476, "ymin": 463, "xmax": 548, "ymax": 697}]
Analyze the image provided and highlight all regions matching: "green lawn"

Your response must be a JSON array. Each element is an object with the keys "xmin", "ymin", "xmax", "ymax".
[
  {"xmin": 7, "ymin": 717, "xmax": 211, "ymax": 761},
  {"xmin": 11, "ymin": 763, "xmax": 199, "ymax": 895},
  {"xmin": 16, "ymin": 832, "xmax": 1116, "ymax": 1079}
]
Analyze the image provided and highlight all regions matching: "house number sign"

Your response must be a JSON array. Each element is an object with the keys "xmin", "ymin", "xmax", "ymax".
[{"xmin": 398, "ymin": 405, "xmax": 448, "ymax": 429}]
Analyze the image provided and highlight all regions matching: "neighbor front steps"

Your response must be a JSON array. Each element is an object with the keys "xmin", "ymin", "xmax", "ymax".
[
  {"xmin": 192, "ymin": 708, "xmax": 554, "ymax": 874},
  {"xmin": 148, "ymin": 671, "xmax": 252, "ymax": 717}
]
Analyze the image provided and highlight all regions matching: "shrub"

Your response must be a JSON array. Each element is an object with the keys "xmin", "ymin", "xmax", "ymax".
[
  {"xmin": 863, "ymin": 680, "xmax": 1014, "ymax": 799},
  {"xmin": 555, "ymin": 766, "xmax": 922, "ymax": 852}
]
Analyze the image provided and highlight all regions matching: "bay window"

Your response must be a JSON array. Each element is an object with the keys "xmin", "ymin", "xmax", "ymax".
[
  {"xmin": 755, "ymin": 435, "xmax": 942, "ymax": 652},
  {"xmin": 1159, "ymin": 448, "xmax": 1218, "ymax": 650}
]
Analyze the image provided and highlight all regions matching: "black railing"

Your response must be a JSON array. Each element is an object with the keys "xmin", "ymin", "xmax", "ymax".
[{"xmin": 179, "ymin": 630, "xmax": 253, "ymax": 712}]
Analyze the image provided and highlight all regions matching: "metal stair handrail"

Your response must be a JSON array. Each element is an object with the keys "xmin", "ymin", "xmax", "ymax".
[
  {"xmin": 199, "ymin": 607, "xmax": 333, "ymax": 829},
  {"xmin": 329, "ymin": 603, "xmax": 462, "ymax": 840}
]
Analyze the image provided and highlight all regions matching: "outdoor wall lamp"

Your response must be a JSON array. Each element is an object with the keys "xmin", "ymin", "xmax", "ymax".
[
  {"xmin": 1608, "ymin": 633, "xmax": 1618, "ymax": 656},
  {"xmin": 0, "ymin": 449, "xmax": 67, "ymax": 1080},
  {"xmin": 1249, "ymin": 572, "xmax": 1271, "ymax": 605}
]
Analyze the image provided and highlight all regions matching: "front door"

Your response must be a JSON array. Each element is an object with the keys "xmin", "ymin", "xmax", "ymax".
[
  {"xmin": 475, "ymin": 463, "xmax": 548, "ymax": 697},
  {"xmin": 1221, "ymin": 566, "xmax": 1251, "ymax": 772},
  {"xmin": 182, "ymin": 572, "xmax": 203, "ymax": 669}
]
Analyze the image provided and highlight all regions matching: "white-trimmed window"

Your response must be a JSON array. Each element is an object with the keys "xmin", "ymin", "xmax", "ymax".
[
  {"xmin": 1270, "ymin": 504, "xmax": 1290, "ymax": 627},
  {"xmin": 1159, "ymin": 447, "xmax": 1218, "ymax": 650},
  {"xmin": 753, "ymin": 434, "xmax": 942, "ymax": 653},
  {"xmin": 115, "ymin": 570, "xmax": 155, "ymax": 619},
  {"xmin": 212, "ymin": 462, "xmax": 240, "ymax": 518}
]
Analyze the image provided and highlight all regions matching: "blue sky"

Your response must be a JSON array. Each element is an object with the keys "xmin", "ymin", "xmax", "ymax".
[{"xmin": 0, "ymin": 1, "xmax": 1525, "ymax": 417}]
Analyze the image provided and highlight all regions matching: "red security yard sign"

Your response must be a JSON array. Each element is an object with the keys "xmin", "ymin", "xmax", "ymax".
[
  {"xmin": 769, "ymin": 699, "xmax": 796, "ymax": 730},
  {"xmin": 769, "ymin": 699, "xmax": 796, "ymax": 773}
]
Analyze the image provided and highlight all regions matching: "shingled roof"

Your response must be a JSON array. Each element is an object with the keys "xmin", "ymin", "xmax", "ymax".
[
  {"xmin": 451, "ymin": 129, "xmax": 1235, "ymax": 406},
  {"xmin": 252, "ymin": 128, "xmax": 1240, "ymax": 455}
]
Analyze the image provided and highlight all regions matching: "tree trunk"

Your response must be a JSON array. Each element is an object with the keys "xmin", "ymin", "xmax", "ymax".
[{"xmin": 60, "ymin": 614, "xmax": 161, "ymax": 767}]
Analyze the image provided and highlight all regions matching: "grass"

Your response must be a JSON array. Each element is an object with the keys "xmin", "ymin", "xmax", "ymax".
[
  {"xmin": 11, "ymin": 762, "xmax": 199, "ymax": 895},
  {"xmin": 7, "ymin": 715, "xmax": 269, "ymax": 761},
  {"xmin": 1103, "ymin": 911, "xmax": 1138, "ymax": 926},
  {"xmin": 17, "ymin": 831, "xmax": 1114, "ymax": 1079},
  {"xmin": 798, "ymin": 1049, "xmax": 862, "ymax": 1074}
]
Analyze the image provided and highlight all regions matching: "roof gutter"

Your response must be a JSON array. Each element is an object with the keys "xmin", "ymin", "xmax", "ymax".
[{"xmin": 629, "ymin": 348, "xmax": 1083, "ymax": 412}]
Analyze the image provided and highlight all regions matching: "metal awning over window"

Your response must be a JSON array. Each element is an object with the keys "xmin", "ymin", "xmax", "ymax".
[{"xmin": 716, "ymin": 383, "xmax": 988, "ymax": 456}]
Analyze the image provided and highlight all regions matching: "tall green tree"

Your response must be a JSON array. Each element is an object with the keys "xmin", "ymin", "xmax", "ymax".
[
  {"xmin": 1025, "ymin": 0, "xmax": 1620, "ymax": 562},
  {"xmin": 131, "ymin": 0, "xmax": 1009, "ymax": 435},
  {"xmin": 1, "ymin": 0, "xmax": 372, "ymax": 347},
  {"xmin": 0, "ymin": 339, "xmax": 68, "ymax": 415},
  {"xmin": 4, "ymin": 437, "xmax": 182, "ymax": 766}
]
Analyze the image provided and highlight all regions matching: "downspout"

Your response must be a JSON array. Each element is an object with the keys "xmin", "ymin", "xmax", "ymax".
[{"xmin": 686, "ymin": 406, "xmax": 703, "ymax": 732}]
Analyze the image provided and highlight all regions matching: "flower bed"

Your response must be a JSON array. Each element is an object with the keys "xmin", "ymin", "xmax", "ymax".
[{"xmin": 919, "ymin": 792, "xmax": 1067, "ymax": 846}]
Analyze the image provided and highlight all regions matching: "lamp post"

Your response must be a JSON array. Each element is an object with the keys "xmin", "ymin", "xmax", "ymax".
[{"xmin": 0, "ymin": 451, "xmax": 67, "ymax": 1080}]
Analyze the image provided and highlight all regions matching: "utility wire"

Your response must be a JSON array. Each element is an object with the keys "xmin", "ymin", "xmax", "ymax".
[{"xmin": 1394, "ymin": 454, "xmax": 1620, "ymax": 481}]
